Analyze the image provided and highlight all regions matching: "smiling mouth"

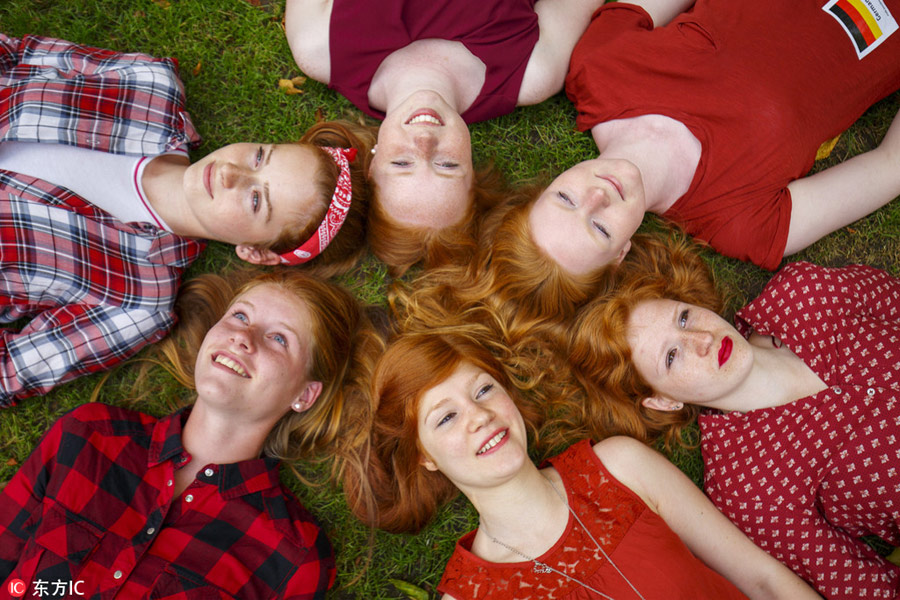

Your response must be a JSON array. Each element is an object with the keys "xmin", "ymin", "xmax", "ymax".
[
  {"xmin": 405, "ymin": 109, "xmax": 444, "ymax": 126},
  {"xmin": 477, "ymin": 430, "xmax": 507, "ymax": 455},
  {"xmin": 599, "ymin": 176, "xmax": 625, "ymax": 199},
  {"xmin": 718, "ymin": 337, "xmax": 733, "ymax": 367},
  {"xmin": 214, "ymin": 354, "xmax": 249, "ymax": 377},
  {"xmin": 203, "ymin": 162, "xmax": 214, "ymax": 199}
]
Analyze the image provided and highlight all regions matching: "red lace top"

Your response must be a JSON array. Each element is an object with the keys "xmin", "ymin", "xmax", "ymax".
[{"xmin": 437, "ymin": 440, "xmax": 747, "ymax": 599}]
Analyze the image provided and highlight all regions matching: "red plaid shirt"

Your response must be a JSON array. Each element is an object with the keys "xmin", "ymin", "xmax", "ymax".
[
  {"xmin": 0, "ymin": 33, "xmax": 205, "ymax": 405},
  {"xmin": 0, "ymin": 403, "xmax": 336, "ymax": 599}
]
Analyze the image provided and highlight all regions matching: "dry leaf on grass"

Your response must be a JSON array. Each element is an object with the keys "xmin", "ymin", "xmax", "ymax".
[{"xmin": 278, "ymin": 77, "xmax": 307, "ymax": 95}]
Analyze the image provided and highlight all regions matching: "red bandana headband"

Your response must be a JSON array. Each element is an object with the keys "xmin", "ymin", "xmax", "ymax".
[{"xmin": 279, "ymin": 146, "xmax": 357, "ymax": 265}]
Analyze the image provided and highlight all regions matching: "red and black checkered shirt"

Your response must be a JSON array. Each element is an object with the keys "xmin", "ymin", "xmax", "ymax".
[{"xmin": 0, "ymin": 403, "xmax": 335, "ymax": 599}]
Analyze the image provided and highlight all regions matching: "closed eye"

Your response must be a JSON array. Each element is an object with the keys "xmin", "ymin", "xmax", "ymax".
[
  {"xmin": 436, "ymin": 161, "xmax": 459, "ymax": 168},
  {"xmin": 557, "ymin": 191, "xmax": 575, "ymax": 207},
  {"xmin": 391, "ymin": 160, "xmax": 411, "ymax": 167}
]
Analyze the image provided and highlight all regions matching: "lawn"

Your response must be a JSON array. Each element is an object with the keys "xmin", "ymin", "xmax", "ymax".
[{"xmin": 1, "ymin": 1, "xmax": 898, "ymax": 598}]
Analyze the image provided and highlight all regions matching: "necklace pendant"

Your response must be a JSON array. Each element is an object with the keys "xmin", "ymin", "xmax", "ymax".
[{"xmin": 532, "ymin": 561, "xmax": 552, "ymax": 574}]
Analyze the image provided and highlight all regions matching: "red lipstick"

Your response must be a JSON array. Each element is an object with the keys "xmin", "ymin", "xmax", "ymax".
[{"xmin": 718, "ymin": 337, "xmax": 733, "ymax": 367}]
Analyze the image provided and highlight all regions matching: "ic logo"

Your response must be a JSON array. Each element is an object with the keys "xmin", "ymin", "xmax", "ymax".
[{"xmin": 7, "ymin": 579, "xmax": 27, "ymax": 598}]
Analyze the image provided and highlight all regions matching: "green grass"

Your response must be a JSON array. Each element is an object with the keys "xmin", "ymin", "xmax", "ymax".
[{"xmin": 1, "ymin": 1, "xmax": 899, "ymax": 598}]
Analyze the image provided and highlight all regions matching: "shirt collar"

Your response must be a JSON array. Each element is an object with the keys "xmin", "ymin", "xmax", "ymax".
[{"xmin": 148, "ymin": 407, "xmax": 282, "ymax": 497}]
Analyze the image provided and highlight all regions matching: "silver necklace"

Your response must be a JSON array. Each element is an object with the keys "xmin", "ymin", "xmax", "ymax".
[{"xmin": 487, "ymin": 476, "xmax": 647, "ymax": 600}]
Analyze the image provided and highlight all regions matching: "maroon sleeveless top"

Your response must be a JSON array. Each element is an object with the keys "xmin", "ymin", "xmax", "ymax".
[
  {"xmin": 438, "ymin": 440, "xmax": 748, "ymax": 599},
  {"xmin": 328, "ymin": 0, "xmax": 539, "ymax": 123}
]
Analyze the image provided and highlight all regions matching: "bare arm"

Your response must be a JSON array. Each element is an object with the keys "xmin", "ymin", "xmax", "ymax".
[
  {"xmin": 784, "ymin": 108, "xmax": 900, "ymax": 256},
  {"xmin": 595, "ymin": 437, "xmax": 821, "ymax": 600},
  {"xmin": 284, "ymin": 0, "xmax": 333, "ymax": 84},
  {"xmin": 520, "ymin": 0, "xmax": 695, "ymax": 105}
]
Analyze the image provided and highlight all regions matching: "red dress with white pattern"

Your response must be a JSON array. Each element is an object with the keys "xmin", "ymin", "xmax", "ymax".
[
  {"xmin": 438, "ymin": 440, "xmax": 747, "ymax": 599},
  {"xmin": 700, "ymin": 261, "xmax": 900, "ymax": 599}
]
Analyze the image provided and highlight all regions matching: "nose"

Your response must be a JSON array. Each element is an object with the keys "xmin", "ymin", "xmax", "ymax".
[
  {"xmin": 230, "ymin": 327, "xmax": 256, "ymax": 353},
  {"xmin": 413, "ymin": 133, "xmax": 438, "ymax": 155},
  {"xmin": 466, "ymin": 401, "xmax": 495, "ymax": 432},
  {"xmin": 220, "ymin": 162, "xmax": 250, "ymax": 190},
  {"xmin": 683, "ymin": 329, "xmax": 714, "ymax": 357},
  {"xmin": 583, "ymin": 186, "xmax": 612, "ymax": 211}
]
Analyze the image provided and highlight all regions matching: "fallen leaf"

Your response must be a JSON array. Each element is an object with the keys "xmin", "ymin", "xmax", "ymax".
[
  {"xmin": 815, "ymin": 134, "xmax": 841, "ymax": 160},
  {"xmin": 278, "ymin": 78, "xmax": 304, "ymax": 95},
  {"xmin": 846, "ymin": 227, "xmax": 858, "ymax": 234},
  {"xmin": 291, "ymin": 76, "xmax": 307, "ymax": 86},
  {"xmin": 245, "ymin": 0, "xmax": 262, "ymax": 5},
  {"xmin": 5, "ymin": 457, "xmax": 17, "ymax": 466},
  {"xmin": 315, "ymin": 108, "xmax": 325, "ymax": 122},
  {"xmin": 388, "ymin": 579, "xmax": 428, "ymax": 600},
  {"xmin": 151, "ymin": 0, "xmax": 171, "ymax": 8},
  {"xmin": 192, "ymin": 61, "xmax": 202, "ymax": 76}
]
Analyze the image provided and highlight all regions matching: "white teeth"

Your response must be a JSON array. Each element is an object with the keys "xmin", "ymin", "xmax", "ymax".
[
  {"xmin": 477, "ymin": 430, "xmax": 507, "ymax": 455},
  {"xmin": 408, "ymin": 114, "xmax": 442, "ymax": 125},
  {"xmin": 214, "ymin": 355, "xmax": 248, "ymax": 377}
]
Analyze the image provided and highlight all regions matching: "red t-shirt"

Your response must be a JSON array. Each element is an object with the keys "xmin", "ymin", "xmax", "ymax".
[{"xmin": 567, "ymin": 0, "xmax": 900, "ymax": 269}]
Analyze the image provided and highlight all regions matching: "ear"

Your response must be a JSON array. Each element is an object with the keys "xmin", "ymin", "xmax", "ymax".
[
  {"xmin": 613, "ymin": 239, "xmax": 633, "ymax": 266},
  {"xmin": 419, "ymin": 453, "xmax": 439, "ymax": 472},
  {"xmin": 641, "ymin": 395, "xmax": 683, "ymax": 412},
  {"xmin": 291, "ymin": 381, "xmax": 323, "ymax": 413},
  {"xmin": 235, "ymin": 244, "xmax": 281, "ymax": 266}
]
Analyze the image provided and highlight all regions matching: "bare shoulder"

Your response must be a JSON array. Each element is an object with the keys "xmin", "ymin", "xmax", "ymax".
[
  {"xmin": 284, "ymin": 0, "xmax": 334, "ymax": 83},
  {"xmin": 592, "ymin": 435, "xmax": 651, "ymax": 469}
]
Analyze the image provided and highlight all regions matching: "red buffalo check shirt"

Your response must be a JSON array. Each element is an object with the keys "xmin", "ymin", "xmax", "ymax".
[
  {"xmin": 0, "ymin": 33, "xmax": 205, "ymax": 405},
  {"xmin": 0, "ymin": 403, "xmax": 336, "ymax": 599}
]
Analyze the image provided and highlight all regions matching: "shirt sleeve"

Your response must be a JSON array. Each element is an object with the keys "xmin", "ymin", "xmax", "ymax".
[
  {"xmin": 0, "ymin": 304, "xmax": 174, "ymax": 406},
  {"xmin": 0, "ymin": 411, "xmax": 66, "ymax": 579}
]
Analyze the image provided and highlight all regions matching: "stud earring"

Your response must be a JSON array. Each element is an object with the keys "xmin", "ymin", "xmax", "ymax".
[
  {"xmin": 674, "ymin": 402, "xmax": 684, "ymax": 410},
  {"xmin": 292, "ymin": 402, "xmax": 302, "ymax": 411}
]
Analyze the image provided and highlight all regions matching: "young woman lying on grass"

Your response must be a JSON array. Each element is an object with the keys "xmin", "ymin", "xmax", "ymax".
[
  {"xmin": 0, "ymin": 268, "xmax": 377, "ymax": 598},
  {"xmin": 0, "ymin": 32, "xmax": 373, "ymax": 404},
  {"xmin": 487, "ymin": 0, "xmax": 900, "ymax": 323},
  {"xmin": 285, "ymin": 0, "xmax": 604, "ymax": 275},
  {"xmin": 568, "ymin": 255, "xmax": 900, "ymax": 598},
  {"xmin": 343, "ymin": 331, "xmax": 818, "ymax": 600}
]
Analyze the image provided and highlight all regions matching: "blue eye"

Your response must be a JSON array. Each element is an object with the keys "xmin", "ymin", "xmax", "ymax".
[
  {"xmin": 475, "ymin": 383, "xmax": 494, "ymax": 400},
  {"xmin": 232, "ymin": 311, "xmax": 248, "ymax": 323},
  {"xmin": 679, "ymin": 309, "xmax": 690, "ymax": 327},
  {"xmin": 255, "ymin": 146, "xmax": 264, "ymax": 166},
  {"xmin": 592, "ymin": 220, "xmax": 610, "ymax": 239},
  {"xmin": 272, "ymin": 333, "xmax": 287, "ymax": 347},
  {"xmin": 437, "ymin": 412, "xmax": 456, "ymax": 427},
  {"xmin": 251, "ymin": 190, "xmax": 260, "ymax": 212}
]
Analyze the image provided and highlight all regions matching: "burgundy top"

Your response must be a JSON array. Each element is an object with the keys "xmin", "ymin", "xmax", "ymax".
[
  {"xmin": 701, "ymin": 262, "xmax": 900, "ymax": 599},
  {"xmin": 328, "ymin": 0, "xmax": 539, "ymax": 123},
  {"xmin": 566, "ymin": 0, "xmax": 900, "ymax": 269},
  {"xmin": 438, "ymin": 439, "xmax": 747, "ymax": 599}
]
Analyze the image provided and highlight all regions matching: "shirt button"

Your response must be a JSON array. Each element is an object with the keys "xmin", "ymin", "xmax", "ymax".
[
  {"xmin": 832, "ymin": 386, "xmax": 842, "ymax": 394},
  {"xmin": 146, "ymin": 527, "xmax": 156, "ymax": 536},
  {"xmin": 113, "ymin": 570, "xmax": 123, "ymax": 580},
  {"xmin": 167, "ymin": 479, "xmax": 173, "ymax": 487},
  {"xmin": 185, "ymin": 494, "xmax": 194, "ymax": 503},
  {"xmin": 868, "ymin": 388, "xmax": 876, "ymax": 396},
  {"xmin": 204, "ymin": 468, "xmax": 214, "ymax": 477}
]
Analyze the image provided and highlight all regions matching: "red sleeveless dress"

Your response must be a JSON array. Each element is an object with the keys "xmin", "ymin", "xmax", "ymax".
[{"xmin": 438, "ymin": 440, "xmax": 747, "ymax": 599}]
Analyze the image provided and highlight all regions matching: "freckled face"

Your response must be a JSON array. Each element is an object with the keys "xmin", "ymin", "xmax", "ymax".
[
  {"xmin": 194, "ymin": 284, "xmax": 319, "ymax": 425},
  {"xmin": 626, "ymin": 299, "xmax": 754, "ymax": 407},
  {"xmin": 417, "ymin": 362, "xmax": 528, "ymax": 491},
  {"xmin": 370, "ymin": 92, "xmax": 473, "ymax": 229},
  {"xmin": 183, "ymin": 143, "xmax": 321, "ymax": 245},
  {"xmin": 529, "ymin": 158, "xmax": 646, "ymax": 275}
]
